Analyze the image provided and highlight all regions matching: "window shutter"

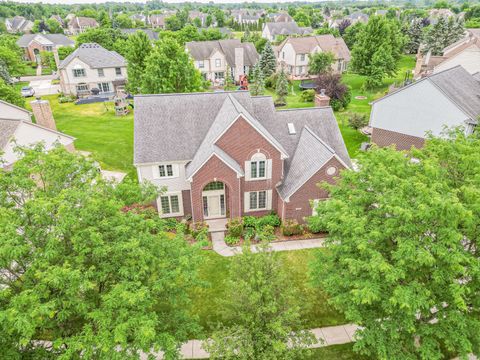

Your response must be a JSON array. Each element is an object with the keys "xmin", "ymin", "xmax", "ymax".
[
  {"xmin": 266, "ymin": 190, "xmax": 273, "ymax": 210},
  {"xmin": 244, "ymin": 192, "xmax": 250, "ymax": 212},
  {"xmin": 245, "ymin": 161, "xmax": 251, "ymax": 181},
  {"xmin": 266, "ymin": 159, "xmax": 272, "ymax": 179},
  {"xmin": 152, "ymin": 165, "xmax": 159, "ymax": 179},
  {"xmin": 172, "ymin": 164, "xmax": 180, "ymax": 178}
]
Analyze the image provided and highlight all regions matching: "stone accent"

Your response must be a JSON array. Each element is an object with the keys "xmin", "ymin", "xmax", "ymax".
[
  {"xmin": 30, "ymin": 98, "xmax": 57, "ymax": 130},
  {"xmin": 284, "ymin": 156, "xmax": 345, "ymax": 223},
  {"xmin": 315, "ymin": 89, "xmax": 330, "ymax": 107},
  {"xmin": 371, "ymin": 127, "xmax": 425, "ymax": 151}
]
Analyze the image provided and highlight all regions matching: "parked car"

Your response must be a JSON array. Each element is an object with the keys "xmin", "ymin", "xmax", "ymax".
[{"xmin": 21, "ymin": 86, "xmax": 35, "ymax": 97}]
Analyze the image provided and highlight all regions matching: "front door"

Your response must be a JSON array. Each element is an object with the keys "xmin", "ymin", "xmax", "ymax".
[
  {"xmin": 202, "ymin": 181, "xmax": 226, "ymax": 219},
  {"xmin": 207, "ymin": 195, "xmax": 221, "ymax": 218}
]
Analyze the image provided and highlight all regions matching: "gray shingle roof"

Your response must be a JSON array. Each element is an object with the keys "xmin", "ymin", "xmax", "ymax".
[
  {"xmin": 58, "ymin": 43, "xmax": 126, "ymax": 69},
  {"xmin": 121, "ymin": 28, "xmax": 159, "ymax": 41},
  {"xmin": 186, "ymin": 39, "xmax": 259, "ymax": 67},
  {"xmin": 428, "ymin": 65, "xmax": 480, "ymax": 120},
  {"xmin": 0, "ymin": 119, "xmax": 20, "ymax": 151},
  {"xmin": 265, "ymin": 21, "xmax": 312, "ymax": 36},
  {"xmin": 134, "ymin": 92, "xmax": 351, "ymax": 199},
  {"xmin": 16, "ymin": 34, "xmax": 74, "ymax": 48},
  {"xmin": 278, "ymin": 126, "xmax": 336, "ymax": 199}
]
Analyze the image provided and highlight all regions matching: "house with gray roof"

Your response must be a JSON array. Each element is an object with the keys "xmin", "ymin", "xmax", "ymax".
[
  {"xmin": 262, "ymin": 21, "xmax": 313, "ymax": 42},
  {"xmin": 17, "ymin": 34, "xmax": 74, "ymax": 63},
  {"xmin": 121, "ymin": 28, "xmax": 159, "ymax": 41},
  {"xmin": 370, "ymin": 66, "xmax": 480, "ymax": 150},
  {"xmin": 58, "ymin": 43, "xmax": 127, "ymax": 97},
  {"xmin": 186, "ymin": 39, "xmax": 259, "ymax": 84},
  {"xmin": 134, "ymin": 91, "xmax": 350, "ymax": 223},
  {"xmin": 5, "ymin": 16, "xmax": 33, "ymax": 34},
  {"xmin": 67, "ymin": 16, "xmax": 99, "ymax": 35}
]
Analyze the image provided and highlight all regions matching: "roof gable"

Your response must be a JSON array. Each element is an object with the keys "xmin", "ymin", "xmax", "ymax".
[{"xmin": 59, "ymin": 43, "xmax": 126, "ymax": 69}]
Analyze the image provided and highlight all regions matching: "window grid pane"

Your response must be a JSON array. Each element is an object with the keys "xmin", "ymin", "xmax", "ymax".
[
  {"xmin": 170, "ymin": 195, "xmax": 179, "ymax": 213},
  {"xmin": 251, "ymin": 161, "xmax": 257, "ymax": 178},
  {"xmin": 159, "ymin": 165, "xmax": 166, "ymax": 177},
  {"xmin": 258, "ymin": 191, "xmax": 266, "ymax": 209},
  {"xmin": 220, "ymin": 195, "xmax": 225, "ymax": 215},
  {"xmin": 250, "ymin": 192, "xmax": 257, "ymax": 210},
  {"xmin": 258, "ymin": 161, "xmax": 266, "ymax": 178},
  {"xmin": 160, "ymin": 196, "xmax": 170, "ymax": 214},
  {"xmin": 166, "ymin": 165, "xmax": 173, "ymax": 177}
]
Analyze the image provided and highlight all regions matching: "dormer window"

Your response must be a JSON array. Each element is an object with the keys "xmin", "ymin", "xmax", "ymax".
[{"xmin": 246, "ymin": 152, "xmax": 272, "ymax": 181}]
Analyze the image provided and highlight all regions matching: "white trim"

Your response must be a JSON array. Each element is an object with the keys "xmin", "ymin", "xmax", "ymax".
[
  {"xmin": 186, "ymin": 152, "xmax": 243, "ymax": 181},
  {"xmin": 212, "ymin": 113, "xmax": 289, "ymax": 159},
  {"xmin": 244, "ymin": 189, "xmax": 272, "ymax": 212},
  {"xmin": 157, "ymin": 191, "xmax": 184, "ymax": 218}
]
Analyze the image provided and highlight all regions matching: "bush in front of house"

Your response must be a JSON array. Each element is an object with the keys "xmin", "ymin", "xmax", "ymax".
[
  {"xmin": 191, "ymin": 221, "xmax": 209, "ymax": 241},
  {"xmin": 58, "ymin": 95, "xmax": 75, "ymax": 103},
  {"xmin": 281, "ymin": 219, "xmax": 304, "ymax": 236},
  {"xmin": 257, "ymin": 213, "xmax": 281, "ymax": 228},
  {"xmin": 258, "ymin": 224, "xmax": 276, "ymax": 242},
  {"xmin": 243, "ymin": 216, "xmax": 258, "ymax": 228},
  {"xmin": 300, "ymin": 89, "xmax": 316, "ymax": 102},
  {"xmin": 226, "ymin": 217, "xmax": 243, "ymax": 238},
  {"xmin": 306, "ymin": 215, "xmax": 327, "ymax": 234},
  {"xmin": 348, "ymin": 113, "xmax": 368, "ymax": 130},
  {"xmin": 224, "ymin": 235, "xmax": 241, "ymax": 246}
]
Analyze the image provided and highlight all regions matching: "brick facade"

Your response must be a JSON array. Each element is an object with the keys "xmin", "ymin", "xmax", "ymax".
[
  {"xmin": 283, "ymin": 157, "xmax": 345, "ymax": 223},
  {"xmin": 182, "ymin": 190, "xmax": 193, "ymax": 218},
  {"xmin": 371, "ymin": 127, "xmax": 425, "ymax": 151}
]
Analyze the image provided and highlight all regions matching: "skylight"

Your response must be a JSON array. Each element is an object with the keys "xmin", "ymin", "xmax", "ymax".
[{"xmin": 287, "ymin": 123, "xmax": 296, "ymax": 135}]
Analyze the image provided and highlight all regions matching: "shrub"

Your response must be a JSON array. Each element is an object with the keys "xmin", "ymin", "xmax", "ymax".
[
  {"xmin": 226, "ymin": 217, "xmax": 243, "ymax": 238},
  {"xmin": 243, "ymin": 227, "xmax": 256, "ymax": 241},
  {"xmin": 58, "ymin": 96, "xmax": 75, "ymax": 103},
  {"xmin": 243, "ymin": 216, "xmax": 258, "ymax": 228},
  {"xmin": 300, "ymin": 89, "xmax": 316, "ymax": 102},
  {"xmin": 315, "ymin": 73, "xmax": 351, "ymax": 111},
  {"xmin": 348, "ymin": 113, "xmax": 368, "ymax": 130},
  {"xmin": 281, "ymin": 219, "xmax": 304, "ymax": 236},
  {"xmin": 306, "ymin": 215, "xmax": 327, "ymax": 234},
  {"xmin": 191, "ymin": 221, "xmax": 209, "ymax": 240},
  {"xmin": 258, "ymin": 224, "xmax": 276, "ymax": 242},
  {"xmin": 163, "ymin": 218, "xmax": 179, "ymax": 232},
  {"xmin": 225, "ymin": 235, "xmax": 240, "ymax": 246},
  {"xmin": 257, "ymin": 213, "xmax": 281, "ymax": 228}
]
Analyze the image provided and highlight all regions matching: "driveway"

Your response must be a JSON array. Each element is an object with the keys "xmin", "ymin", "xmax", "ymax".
[{"xmin": 28, "ymin": 79, "xmax": 60, "ymax": 96}]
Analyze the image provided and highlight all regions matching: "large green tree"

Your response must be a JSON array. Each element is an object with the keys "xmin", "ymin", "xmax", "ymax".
[
  {"xmin": 308, "ymin": 51, "xmax": 334, "ymax": 75},
  {"xmin": 0, "ymin": 145, "xmax": 201, "ymax": 359},
  {"xmin": 124, "ymin": 30, "xmax": 152, "ymax": 93},
  {"xmin": 350, "ymin": 16, "xmax": 406, "ymax": 88},
  {"xmin": 0, "ymin": 78, "xmax": 24, "ymax": 107},
  {"xmin": 275, "ymin": 67, "xmax": 289, "ymax": 105},
  {"xmin": 259, "ymin": 41, "xmax": 276, "ymax": 78},
  {"xmin": 250, "ymin": 63, "xmax": 265, "ymax": 96},
  {"xmin": 141, "ymin": 38, "xmax": 203, "ymax": 94},
  {"xmin": 76, "ymin": 28, "xmax": 128, "ymax": 53},
  {"xmin": 423, "ymin": 17, "xmax": 465, "ymax": 55},
  {"xmin": 204, "ymin": 242, "xmax": 315, "ymax": 359},
  {"xmin": 309, "ymin": 131, "xmax": 480, "ymax": 360}
]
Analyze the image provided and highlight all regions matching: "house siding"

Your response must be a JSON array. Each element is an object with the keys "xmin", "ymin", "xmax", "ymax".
[
  {"xmin": 371, "ymin": 127, "xmax": 425, "ymax": 150},
  {"xmin": 285, "ymin": 157, "xmax": 345, "ymax": 223}
]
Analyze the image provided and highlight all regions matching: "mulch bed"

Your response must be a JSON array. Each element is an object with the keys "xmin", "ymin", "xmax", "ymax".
[{"xmin": 225, "ymin": 228, "xmax": 327, "ymax": 247}]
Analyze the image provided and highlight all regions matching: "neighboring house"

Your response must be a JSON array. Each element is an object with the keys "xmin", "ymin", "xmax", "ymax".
[
  {"xmin": 149, "ymin": 14, "xmax": 166, "ymax": 29},
  {"xmin": 134, "ymin": 91, "xmax": 351, "ymax": 223},
  {"xmin": 49, "ymin": 15, "xmax": 65, "ymax": 28},
  {"xmin": 121, "ymin": 28, "xmax": 159, "ymax": 41},
  {"xmin": 428, "ymin": 8, "xmax": 455, "ymax": 25},
  {"xmin": 370, "ymin": 66, "xmax": 479, "ymax": 150},
  {"xmin": 189, "ymin": 11, "xmax": 210, "ymax": 27},
  {"xmin": 67, "ymin": 16, "xmax": 99, "ymax": 35},
  {"xmin": 58, "ymin": 43, "xmax": 127, "ymax": 97},
  {"xmin": 130, "ymin": 14, "xmax": 148, "ymax": 25},
  {"xmin": 415, "ymin": 29, "xmax": 480, "ymax": 78},
  {"xmin": 0, "ymin": 99, "xmax": 75, "ymax": 168},
  {"xmin": 5, "ymin": 16, "xmax": 34, "ymax": 33},
  {"xmin": 330, "ymin": 12, "xmax": 369, "ymax": 28},
  {"xmin": 267, "ymin": 12, "xmax": 294, "ymax": 23},
  {"xmin": 186, "ymin": 39, "xmax": 259, "ymax": 84},
  {"xmin": 16, "ymin": 34, "xmax": 74, "ymax": 63},
  {"xmin": 262, "ymin": 21, "xmax": 313, "ymax": 41},
  {"xmin": 276, "ymin": 35, "xmax": 351, "ymax": 78}
]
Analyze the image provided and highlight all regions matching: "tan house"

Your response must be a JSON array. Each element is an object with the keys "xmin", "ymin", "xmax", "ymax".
[
  {"xmin": 67, "ymin": 16, "xmax": 99, "ymax": 35},
  {"xmin": 276, "ymin": 35, "xmax": 351, "ymax": 79},
  {"xmin": 58, "ymin": 43, "xmax": 127, "ymax": 97},
  {"xmin": 16, "ymin": 34, "xmax": 74, "ymax": 63},
  {"xmin": 5, "ymin": 16, "xmax": 33, "ymax": 33},
  {"xmin": 415, "ymin": 30, "xmax": 480, "ymax": 78},
  {"xmin": 186, "ymin": 39, "xmax": 259, "ymax": 85},
  {"xmin": 262, "ymin": 21, "xmax": 312, "ymax": 42}
]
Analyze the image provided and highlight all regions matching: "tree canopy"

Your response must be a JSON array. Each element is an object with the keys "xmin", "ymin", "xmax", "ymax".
[
  {"xmin": 0, "ymin": 145, "xmax": 202, "ymax": 359},
  {"xmin": 124, "ymin": 30, "xmax": 152, "ymax": 93},
  {"xmin": 309, "ymin": 131, "xmax": 480, "ymax": 360},
  {"xmin": 308, "ymin": 51, "xmax": 334, "ymax": 75}
]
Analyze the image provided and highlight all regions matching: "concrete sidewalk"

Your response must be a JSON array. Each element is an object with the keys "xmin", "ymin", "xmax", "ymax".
[
  {"xmin": 211, "ymin": 232, "xmax": 325, "ymax": 257},
  {"xmin": 140, "ymin": 324, "xmax": 359, "ymax": 359}
]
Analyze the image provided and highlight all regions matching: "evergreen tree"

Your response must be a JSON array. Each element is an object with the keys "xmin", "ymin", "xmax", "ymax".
[
  {"xmin": 275, "ymin": 68, "xmax": 289, "ymax": 105},
  {"xmin": 405, "ymin": 18, "xmax": 425, "ymax": 54},
  {"xmin": 250, "ymin": 63, "xmax": 265, "ymax": 96},
  {"xmin": 259, "ymin": 41, "xmax": 277, "ymax": 77},
  {"xmin": 423, "ymin": 17, "xmax": 465, "ymax": 55}
]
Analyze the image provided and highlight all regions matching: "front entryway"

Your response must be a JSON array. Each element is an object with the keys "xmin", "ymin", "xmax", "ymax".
[{"xmin": 202, "ymin": 181, "xmax": 226, "ymax": 219}]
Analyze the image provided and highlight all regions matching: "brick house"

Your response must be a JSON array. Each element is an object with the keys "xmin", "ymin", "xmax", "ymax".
[
  {"xmin": 370, "ymin": 66, "xmax": 479, "ymax": 150},
  {"xmin": 16, "ymin": 34, "xmax": 74, "ymax": 63},
  {"xmin": 67, "ymin": 16, "xmax": 99, "ymax": 35},
  {"xmin": 134, "ymin": 91, "xmax": 351, "ymax": 223}
]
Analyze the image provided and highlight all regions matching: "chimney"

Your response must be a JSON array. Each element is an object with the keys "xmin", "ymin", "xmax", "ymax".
[
  {"xmin": 315, "ymin": 89, "xmax": 331, "ymax": 107},
  {"xmin": 30, "ymin": 97, "xmax": 57, "ymax": 130},
  {"xmin": 234, "ymin": 47, "xmax": 244, "ymax": 83}
]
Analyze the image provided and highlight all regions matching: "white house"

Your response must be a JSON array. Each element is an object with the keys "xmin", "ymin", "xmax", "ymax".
[
  {"xmin": 58, "ymin": 43, "xmax": 127, "ymax": 97},
  {"xmin": 186, "ymin": 39, "xmax": 259, "ymax": 84},
  {"xmin": 276, "ymin": 35, "xmax": 351, "ymax": 78},
  {"xmin": 370, "ymin": 66, "xmax": 479, "ymax": 150},
  {"xmin": 0, "ymin": 99, "xmax": 75, "ymax": 168},
  {"xmin": 5, "ymin": 16, "xmax": 33, "ymax": 33}
]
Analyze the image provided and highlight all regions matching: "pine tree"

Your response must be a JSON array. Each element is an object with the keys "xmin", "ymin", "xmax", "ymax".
[
  {"xmin": 405, "ymin": 18, "xmax": 425, "ymax": 54},
  {"xmin": 276, "ymin": 68, "xmax": 289, "ymax": 105},
  {"xmin": 423, "ymin": 17, "xmax": 465, "ymax": 55},
  {"xmin": 259, "ymin": 41, "xmax": 277, "ymax": 77},
  {"xmin": 250, "ymin": 63, "xmax": 265, "ymax": 96}
]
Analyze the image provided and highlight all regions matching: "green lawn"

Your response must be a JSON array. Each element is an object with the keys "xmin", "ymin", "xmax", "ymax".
[
  {"xmin": 189, "ymin": 249, "xmax": 345, "ymax": 337},
  {"xmin": 21, "ymin": 64, "xmax": 37, "ymax": 77},
  {"xmin": 308, "ymin": 343, "xmax": 370, "ymax": 359},
  {"xmin": 25, "ymin": 95, "xmax": 136, "ymax": 178}
]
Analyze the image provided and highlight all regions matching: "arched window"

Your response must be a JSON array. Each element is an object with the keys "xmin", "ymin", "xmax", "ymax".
[{"xmin": 250, "ymin": 152, "xmax": 267, "ymax": 179}]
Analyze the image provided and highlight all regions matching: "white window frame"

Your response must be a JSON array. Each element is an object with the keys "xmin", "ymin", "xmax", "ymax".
[
  {"xmin": 153, "ymin": 164, "xmax": 179, "ymax": 179},
  {"xmin": 115, "ymin": 67, "xmax": 122, "ymax": 76},
  {"xmin": 198, "ymin": 60, "xmax": 204, "ymax": 68},
  {"xmin": 215, "ymin": 59, "xmax": 221, "ymax": 67},
  {"xmin": 98, "ymin": 68, "xmax": 104, "ymax": 77},
  {"xmin": 244, "ymin": 190, "xmax": 272, "ymax": 212},
  {"xmin": 245, "ymin": 153, "xmax": 272, "ymax": 181},
  {"xmin": 72, "ymin": 68, "xmax": 86, "ymax": 78},
  {"xmin": 157, "ymin": 192, "xmax": 184, "ymax": 217},
  {"xmin": 300, "ymin": 54, "xmax": 305, "ymax": 61},
  {"xmin": 97, "ymin": 82, "xmax": 111, "ymax": 93}
]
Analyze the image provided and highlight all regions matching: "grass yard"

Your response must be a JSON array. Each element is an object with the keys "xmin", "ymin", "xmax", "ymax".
[
  {"xmin": 25, "ymin": 95, "xmax": 136, "ymax": 178},
  {"xmin": 189, "ymin": 249, "xmax": 345, "ymax": 337},
  {"xmin": 308, "ymin": 343, "xmax": 370, "ymax": 359}
]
